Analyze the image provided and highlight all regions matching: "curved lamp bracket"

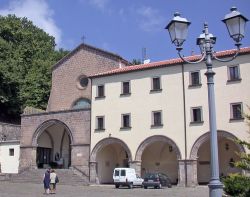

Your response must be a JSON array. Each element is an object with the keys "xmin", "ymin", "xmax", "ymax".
[
  {"xmin": 177, "ymin": 49, "xmax": 206, "ymax": 64},
  {"xmin": 212, "ymin": 44, "xmax": 240, "ymax": 62}
]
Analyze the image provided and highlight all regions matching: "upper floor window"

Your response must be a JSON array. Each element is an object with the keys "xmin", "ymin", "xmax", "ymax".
[
  {"xmin": 152, "ymin": 111, "xmax": 163, "ymax": 127},
  {"xmin": 230, "ymin": 103, "xmax": 243, "ymax": 120},
  {"xmin": 228, "ymin": 65, "xmax": 241, "ymax": 81},
  {"xmin": 151, "ymin": 77, "xmax": 161, "ymax": 92},
  {"xmin": 96, "ymin": 85, "xmax": 105, "ymax": 98},
  {"xmin": 9, "ymin": 148, "xmax": 14, "ymax": 156},
  {"xmin": 191, "ymin": 107, "xmax": 203, "ymax": 123},
  {"xmin": 189, "ymin": 71, "xmax": 201, "ymax": 86},
  {"xmin": 121, "ymin": 81, "xmax": 130, "ymax": 95},
  {"xmin": 121, "ymin": 114, "xmax": 131, "ymax": 129},
  {"xmin": 96, "ymin": 116, "xmax": 105, "ymax": 131},
  {"xmin": 72, "ymin": 98, "xmax": 91, "ymax": 109}
]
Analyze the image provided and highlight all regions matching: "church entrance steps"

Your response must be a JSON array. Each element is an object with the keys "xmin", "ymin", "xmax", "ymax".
[{"xmin": 6, "ymin": 169, "xmax": 89, "ymax": 186}]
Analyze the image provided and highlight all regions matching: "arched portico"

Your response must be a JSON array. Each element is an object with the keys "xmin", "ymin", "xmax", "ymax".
[
  {"xmin": 135, "ymin": 135, "xmax": 181, "ymax": 185},
  {"xmin": 190, "ymin": 130, "xmax": 245, "ymax": 184},
  {"xmin": 90, "ymin": 137, "xmax": 132, "ymax": 183},
  {"xmin": 32, "ymin": 119, "xmax": 73, "ymax": 169}
]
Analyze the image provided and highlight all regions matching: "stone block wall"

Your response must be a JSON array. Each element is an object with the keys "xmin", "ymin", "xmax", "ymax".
[
  {"xmin": 19, "ymin": 109, "xmax": 90, "ymax": 174},
  {"xmin": 0, "ymin": 122, "xmax": 21, "ymax": 141}
]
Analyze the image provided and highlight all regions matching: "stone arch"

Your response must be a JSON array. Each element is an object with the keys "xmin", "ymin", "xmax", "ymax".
[
  {"xmin": 90, "ymin": 137, "xmax": 132, "ymax": 162},
  {"xmin": 135, "ymin": 135, "xmax": 182, "ymax": 161},
  {"xmin": 190, "ymin": 130, "xmax": 245, "ymax": 160},
  {"xmin": 32, "ymin": 119, "xmax": 74, "ymax": 147}
]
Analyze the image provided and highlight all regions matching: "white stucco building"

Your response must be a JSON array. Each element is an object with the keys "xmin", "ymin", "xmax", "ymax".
[
  {"xmin": 89, "ymin": 48, "xmax": 250, "ymax": 186},
  {"xmin": 0, "ymin": 123, "xmax": 20, "ymax": 174},
  {"xmin": 0, "ymin": 141, "xmax": 20, "ymax": 173}
]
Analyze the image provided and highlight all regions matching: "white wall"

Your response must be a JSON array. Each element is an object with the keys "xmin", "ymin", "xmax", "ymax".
[
  {"xmin": 185, "ymin": 55, "xmax": 250, "ymax": 157},
  {"xmin": 91, "ymin": 65, "xmax": 185, "ymax": 160},
  {"xmin": 91, "ymin": 54, "xmax": 250, "ymax": 162},
  {"xmin": 0, "ymin": 142, "xmax": 20, "ymax": 173}
]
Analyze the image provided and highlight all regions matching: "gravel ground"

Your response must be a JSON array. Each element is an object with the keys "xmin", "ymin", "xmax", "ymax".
[{"xmin": 0, "ymin": 182, "xmax": 209, "ymax": 197}]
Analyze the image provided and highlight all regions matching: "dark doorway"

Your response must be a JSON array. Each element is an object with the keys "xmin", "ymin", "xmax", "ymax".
[{"xmin": 37, "ymin": 147, "xmax": 52, "ymax": 168}]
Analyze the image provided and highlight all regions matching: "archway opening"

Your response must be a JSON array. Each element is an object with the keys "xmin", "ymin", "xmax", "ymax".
[
  {"xmin": 141, "ymin": 141, "xmax": 178, "ymax": 184},
  {"xmin": 197, "ymin": 137, "xmax": 241, "ymax": 184},
  {"xmin": 36, "ymin": 122, "xmax": 71, "ymax": 169},
  {"xmin": 96, "ymin": 143, "xmax": 129, "ymax": 184}
]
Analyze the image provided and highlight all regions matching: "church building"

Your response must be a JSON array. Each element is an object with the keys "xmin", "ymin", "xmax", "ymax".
[{"xmin": 1, "ymin": 43, "xmax": 249, "ymax": 187}]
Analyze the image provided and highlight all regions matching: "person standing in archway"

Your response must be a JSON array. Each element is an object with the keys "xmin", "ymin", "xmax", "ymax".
[{"xmin": 43, "ymin": 168, "xmax": 50, "ymax": 195}]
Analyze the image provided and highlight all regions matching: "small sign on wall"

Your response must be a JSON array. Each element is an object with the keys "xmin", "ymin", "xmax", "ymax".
[{"xmin": 76, "ymin": 153, "xmax": 82, "ymax": 157}]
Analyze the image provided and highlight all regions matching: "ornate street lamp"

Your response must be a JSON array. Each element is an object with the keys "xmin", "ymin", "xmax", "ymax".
[{"xmin": 166, "ymin": 7, "xmax": 248, "ymax": 197}]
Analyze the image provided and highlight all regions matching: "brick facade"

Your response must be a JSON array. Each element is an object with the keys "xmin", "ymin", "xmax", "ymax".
[
  {"xmin": 47, "ymin": 44, "xmax": 129, "ymax": 111},
  {"xmin": 19, "ymin": 43, "xmax": 129, "ymax": 178}
]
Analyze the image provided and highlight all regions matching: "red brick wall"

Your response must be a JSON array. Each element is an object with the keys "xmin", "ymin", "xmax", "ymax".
[{"xmin": 47, "ymin": 44, "xmax": 128, "ymax": 111}]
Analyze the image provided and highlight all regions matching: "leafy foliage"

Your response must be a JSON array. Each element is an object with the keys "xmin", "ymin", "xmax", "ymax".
[
  {"xmin": 223, "ymin": 174, "xmax": 250, "ymax": 197},
  {"xmin": 223, "ymin": 107, "xmax": 250, "ymax": 196},
  {"xmin": 234, "ymin": 106, "xmax": 250, "ymax": 171},
  {"xmin": 0, "ymin": 15, "xmax": 69, "ymax": 122}
]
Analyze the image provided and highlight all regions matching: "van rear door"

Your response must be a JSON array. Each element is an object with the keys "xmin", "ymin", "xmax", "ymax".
[
  {"xmin": 113, "ymin": 169, "xmax": 120, "ymax": 182},
  {"xmin": 120, "ymin": 169, "xmax": 126, "ymax": 182}
]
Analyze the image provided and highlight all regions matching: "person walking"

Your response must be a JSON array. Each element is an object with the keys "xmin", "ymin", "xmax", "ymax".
[
  {"xmin": 43, "ymin": 168, "xmax": 50, "ymax": 195},
  {"xmin": 50, "ymin": 169, "xmax": 58, "ymax": 194}
]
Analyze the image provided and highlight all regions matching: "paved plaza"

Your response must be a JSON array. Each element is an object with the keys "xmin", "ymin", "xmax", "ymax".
[{"xmin": 0, "ymin": 182, "xmax": 209, "ymax": 197}]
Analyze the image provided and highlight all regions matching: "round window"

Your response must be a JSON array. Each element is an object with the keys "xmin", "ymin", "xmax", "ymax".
[
  {"xmin": 80, "ymin": 77, "xmax": 88, "ymax": 87},
  {"xmin": 77, "ymin": 75, "xmax": 89, "ymax": 89}
]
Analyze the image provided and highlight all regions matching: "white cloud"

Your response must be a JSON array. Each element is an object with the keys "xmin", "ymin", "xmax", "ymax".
[
  {"xmin": 78, "ymin": 0, "xmax": 111, "ymax": 13},
  {"xmin": 137, "ymin": 6, "xmax": 164, "ymax": 32},
  {"xmin": 91, "ymin": 0, "xmax": 109, "ymax": 10},
  {"xmin": 0, "ymin": 0, "xmax": 62, "ymax": 47}
]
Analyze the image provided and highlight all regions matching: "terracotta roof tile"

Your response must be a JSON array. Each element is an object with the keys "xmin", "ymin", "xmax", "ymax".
[{"xmin": 90, "ymin": 47, "xmax": 250, "ymax": 78}]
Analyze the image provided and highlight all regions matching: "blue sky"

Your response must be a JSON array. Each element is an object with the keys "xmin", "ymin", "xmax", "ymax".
[{"xmin": 0, "ymin": 0, "xmax": 249, "ymax": 62}]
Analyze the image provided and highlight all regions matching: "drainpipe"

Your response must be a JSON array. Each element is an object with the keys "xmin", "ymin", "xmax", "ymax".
[
  {"xmin": 181, "ymin": 63, "xmax": 188, "ymax": 187},
  {"xmin": 89, "ymin": 78, "xmax": 93, "ymax": 183}
]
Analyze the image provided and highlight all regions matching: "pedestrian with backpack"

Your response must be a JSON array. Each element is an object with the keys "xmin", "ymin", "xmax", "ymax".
[{"xmin": 50, "ymin": 169, "xmax": 59, "ymax": 194}]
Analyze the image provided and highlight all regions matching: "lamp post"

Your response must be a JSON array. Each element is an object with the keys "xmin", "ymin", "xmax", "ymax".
[{"xmin": 166, "ymin": 7, "xmax": 248, "ymax": 197}]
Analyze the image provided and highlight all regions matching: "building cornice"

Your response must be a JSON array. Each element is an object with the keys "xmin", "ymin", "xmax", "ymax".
[
  {"xmin": 90, "ymin": 47, "xmax": 250, "ymax": 78},
  {"xmin": 21, "ymin": 108, "xmax": 90, "ymax": 118}
]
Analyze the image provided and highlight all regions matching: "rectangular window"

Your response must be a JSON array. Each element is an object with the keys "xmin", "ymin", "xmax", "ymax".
[
  {"xmin": 190, "ymin": 71, "xmax": 201, "ymax": 86},
  {"xmin": 152, "ymin": 111, "xmax": 162, "ymax": 126},
  {"xmin": 228, "ymin": 65, "xmax": 240, "ymax": 81},
  {"xmin": 97, "ymin": 85, "xmax": 105, "ymax": 97},
  {"xmin": 122, "ymin": 81, "xmax": 130, "ymax": 95},
  {"xmin": 231, "ymin": 103, "xmax": 243, "ymax": 119},
  {"xmin": 151, "ymin": 77, "xmax": 161, "ymax": 91},
  {"xmin": 121, "ymin": 114, "xmax": 131, "ymax": 128},
  {"xmin": 191, "ymin": 107, "xmax": 203, "ymax": 123},
  {"xmin": 96, "ymin": 116, "xmax": 105, "ymax": 130},
  {"xmin": 121, "ymin": 170, "xmax": 126, "ymax": 176},
  {"xmin": 114, "ymin": 170, "xmax": 119, "ymax": 176},
  {"xmin": 9, "ymin": 148, "xmax": 14, "ymax": 156}
]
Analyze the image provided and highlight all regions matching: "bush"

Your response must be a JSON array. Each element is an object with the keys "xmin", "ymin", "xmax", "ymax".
[{"xmin": 223, "ymin": 173, "xmax": 250, "ymax": 197}]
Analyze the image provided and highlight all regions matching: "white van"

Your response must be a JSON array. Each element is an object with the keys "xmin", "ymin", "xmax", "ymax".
[{"xmin": 113, "ymin": 168, "xmax": 144, "ymax": 189}]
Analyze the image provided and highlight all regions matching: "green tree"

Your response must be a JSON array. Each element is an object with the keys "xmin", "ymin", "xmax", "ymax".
[
  {"xmin": 0, "ymin": 15, "xmax": 69, "ymax": 122},
  {"xmin": 223, "ymin": 107, "xmax": 250, "ymax": 197},
  {"xmin": 234, "ymin": 107, "xmax": 250, "ymax": 170}
]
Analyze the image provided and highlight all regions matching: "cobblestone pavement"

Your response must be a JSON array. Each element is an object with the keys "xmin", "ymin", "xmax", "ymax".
[{"xmin": 0, "ymin": 182, "xmax": 209, "ymax": 197}]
